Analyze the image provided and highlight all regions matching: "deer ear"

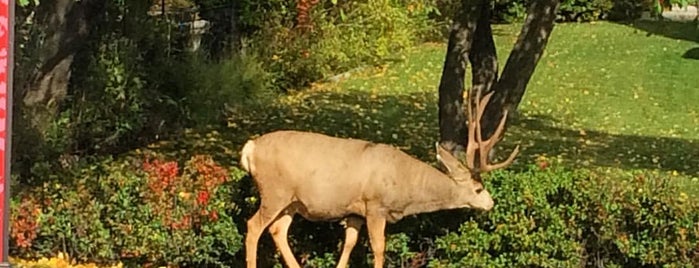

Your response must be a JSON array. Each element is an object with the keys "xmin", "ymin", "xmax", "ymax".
[{"xmin": 435, "ymin": 142, "xmax": 465, "ymax": 174}]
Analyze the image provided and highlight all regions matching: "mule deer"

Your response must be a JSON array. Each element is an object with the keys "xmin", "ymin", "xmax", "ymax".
[{"xmin": 240, "ymin": 91, "xmax": 519, "ymax": 268}]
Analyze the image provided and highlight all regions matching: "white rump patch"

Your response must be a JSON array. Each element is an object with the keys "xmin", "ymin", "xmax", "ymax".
[{"xmin": 240, "ymin": 140, "xmax": 256, "ymax": 173}]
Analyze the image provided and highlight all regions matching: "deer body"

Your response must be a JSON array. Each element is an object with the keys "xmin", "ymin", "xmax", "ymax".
[
  {"xmin": 241, "ymin": 131, "xmax": 491, "ymax": 224},
  {"xmin": 241, "ymin": 91, "xmax": 518, "ymax": 268}
]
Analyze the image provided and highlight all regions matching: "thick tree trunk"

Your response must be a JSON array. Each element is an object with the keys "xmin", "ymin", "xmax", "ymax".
[
  {"xmin": 438, "ymin": 0, "xmax": 560, "ymax": 158},
  {"xmin": 469, "ymin": 0, "xmax": 498, "ymax": 99},
  {"xmin": 467, "ymin": 0, "xmax": 499, "ymax": 162},
  {"xmin": 480, "ymin": 0, "xmax": 560, "ymax": 139},
  {"xmin": 437, "ymin": 0, "xmax": 481, "ymax": 154},
  {"xmin": 19, "ymin": 0, "xmax": 104, "ymax": 128}
]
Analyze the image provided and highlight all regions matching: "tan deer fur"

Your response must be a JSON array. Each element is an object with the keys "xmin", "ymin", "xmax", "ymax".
[{"xmin": 241, "ymin": 91, "xmax": 518, "ymax": 268}]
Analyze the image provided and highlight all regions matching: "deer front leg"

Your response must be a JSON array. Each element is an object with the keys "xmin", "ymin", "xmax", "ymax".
[
  {"xmin": 336, "ymin": 216, "xmax": 364, "ymax": 268},
  {"xmin": 366, "ymin": 215, "xmax": 386, "ymax": 268}
]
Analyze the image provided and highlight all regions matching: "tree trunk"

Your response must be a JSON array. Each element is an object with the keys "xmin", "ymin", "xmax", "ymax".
[
  {"xmin": 480, "ymin": 0, "xmax": 560, "ymax": 139},
  {"xmin": 19, "ymin": 0, "xmax": 104, "ymax": 128},
  {"xmin": 437, "ymin": 0, "xmax": 481, "ymax": 155},
  {"xmin": 438, "ymin": 0, "xmax": 560, "ymax": 157},
  {"xmin": 468, "ymin": 0, "xmax": 498, "ymax": 115},
  {"xmin": 467, "ymin": 0, "xmax": 499, "ymax": 161}
]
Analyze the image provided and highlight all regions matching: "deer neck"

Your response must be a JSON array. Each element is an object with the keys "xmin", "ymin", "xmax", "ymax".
[{"xmin": 401, "ymin": 165, "xmax": 465, "ymax": 217}]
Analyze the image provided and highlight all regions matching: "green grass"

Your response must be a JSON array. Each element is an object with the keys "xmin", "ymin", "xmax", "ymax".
[{"xmin": 155, "ymin": 21, "xmax": 699, "ymax": 195}]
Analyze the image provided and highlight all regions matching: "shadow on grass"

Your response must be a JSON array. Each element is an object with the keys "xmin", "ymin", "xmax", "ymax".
[
  {"xmin": 221, "ymin": 89, "xmax": 699, "ymax": 176},
  {"xmin": 683, "ymin": 46, "xmax": 699, "ymax": 59},
  {"xmin": 619, "ymin": 19, "xmax": 699, "ymax": 43},
  {"xmin": 510, "ymin": 114, "xmax": 699, "ymax": 175}
]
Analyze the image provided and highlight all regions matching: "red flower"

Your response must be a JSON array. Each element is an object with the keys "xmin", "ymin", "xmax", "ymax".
[
  {"xmin": 197, "ymin": 191, "xmax": 210, "ymax": 205},
  {"xmin": 209, "ymin": 210, "xmax": 219, "ymax": 221}
]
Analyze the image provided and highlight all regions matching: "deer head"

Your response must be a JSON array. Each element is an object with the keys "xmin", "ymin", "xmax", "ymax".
[{"xmin": 434, "ymin": 90, "xmax": 520, "ymax": 211}]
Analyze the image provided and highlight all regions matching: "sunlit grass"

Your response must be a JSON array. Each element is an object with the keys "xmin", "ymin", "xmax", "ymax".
[
  {"xmin": 335, "ymin": 21, "xmax": 697, "ymax": 183},
  {"xmin": 167, "ymin": 21, "xmax": 699, "ymax": 196}
]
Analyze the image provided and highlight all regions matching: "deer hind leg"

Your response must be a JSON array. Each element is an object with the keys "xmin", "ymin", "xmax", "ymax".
[
  {"xmin": 336, "ymin": 216, "xmax": 364, "ymax": 268},
  {"xmin": 366, "ymin": 215, "xmax": 386, "ymax": 268},
  {"xmin": 268, "ymin": 209, "xmax": 300, "ymax": 268},
  {"xmin": 245, "ymin": 204, "xmax": 288, "ymax": 268}
]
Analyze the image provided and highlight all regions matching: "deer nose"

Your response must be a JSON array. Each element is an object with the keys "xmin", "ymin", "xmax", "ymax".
[
  {"xmin": 483, "ymin": 198, "xmax": 494, "ymax": 211},
  {"xmin": 480, "ymin": 191, "xmax": 495, "ymax": 211}
]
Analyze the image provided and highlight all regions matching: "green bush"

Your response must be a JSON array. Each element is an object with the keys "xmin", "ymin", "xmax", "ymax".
[
  {"xmin": 10, "ymin": 154, "xmax": 246, "ymax": 267},
  {"xmin": 487, "ymin": 0, "xmax": 653, "ymax": 22},
  {"xmin": 179, "ymin": 52, "xmax": 278, "ymax": 125},
  {"xmin": 572, "ymin": 170, "xmax": 699, "ymax": 266},
  {"xmin": 607, "ymin": 0, "xmax": 655, "ymax": 21},
  {"xmin": 429, "ymin": 166, "xmax": 699, "ymax": 267},
  {"xmin": 430, "ymin": 167, "xmax": 585, "ymax": 267},
  {"xmin": 11, "ymin": 155, "xmax": 699, "ymax": 267},
  {"xmin": 68, "ymin": 36, "xmax": 155, "ymax": 153},
  {"xmin": 249, "ymin": 0, "xmax": 439, "ymax": 89}
]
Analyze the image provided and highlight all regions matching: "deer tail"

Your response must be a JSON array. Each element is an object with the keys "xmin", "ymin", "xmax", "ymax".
[{"xmin": 240, "ymin": 140, "xmax": 255, "ymax": 173}]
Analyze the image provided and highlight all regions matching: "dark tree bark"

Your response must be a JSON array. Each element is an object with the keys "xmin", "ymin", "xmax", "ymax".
[
  {"xmin": 437, "ymin": 0, "xmax": 481, "ymax": 154},
  {"xmin": 481, "ymin": 0, "xmax": 560, "ymax": 139},
  {"xmin": 468, "ymin": 0, "xmax": 499, "ymax": 119},
  {"xmin": 18, "ymin": 0, "xmax": 105, "ymax": 128},
  {"xmin": 438, "ymin": 0, "xmax": 560, "ymax": 156}
]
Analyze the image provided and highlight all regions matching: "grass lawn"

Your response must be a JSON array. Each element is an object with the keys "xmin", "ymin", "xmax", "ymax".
[{"xmin": 158, "ymin": 21, "xmax": 699, "ymax": 196}]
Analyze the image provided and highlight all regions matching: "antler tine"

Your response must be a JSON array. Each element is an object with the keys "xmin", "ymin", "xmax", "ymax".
[
  {"xmin": 465, "ymin": 88, "xmax": 519, "ymax": 174},
  {"xmin": 480, "ymin": 145, "xmax": 520, "ymax": 173},
  {"xmin": 478, "ymin": 107, "xmax": 509, "ymax": 157},
  {"xmin": 464, "ymin": 91, "xmax": 477, "ymax": 170},
  {"xmin": 465, "ymin": 88, "xmax": 491, "ymax": 170},
  {"xmin": 475, "ymin": 91, "xmax": 494, "ymax": 125},
  {"xmin": 477, "ymin": 98, "xmax": 520, "ymax": 173}
]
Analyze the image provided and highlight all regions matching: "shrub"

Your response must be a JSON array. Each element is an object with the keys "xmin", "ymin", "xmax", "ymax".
[
  {"xmin": 430, "ymin": 166, "xmax": 585, "ymax": 267},
  {"xmin": 488, "ymin": 0, "xmax": 651, "ymax": 22},
  {"xmin": 249, "ymin": 0, "xmax": 439, "ymax": 89},
  {"xmin": 572, "ymin": 170, "xmax": 699, "ymax": 266},
  {"xmin": 429, "ymin": 165, "xmax": 699, "ymax": 267},
  {"xmin": 10, "ymin": 154, "xmax": 246, "ymax": 267},
  {"xmin": 607, "ymin": 0, "xmax": 655, "ymax": 21},
  {"xmin": 180, "ymin": 51, "xmax": 278, "ymax": 125}
]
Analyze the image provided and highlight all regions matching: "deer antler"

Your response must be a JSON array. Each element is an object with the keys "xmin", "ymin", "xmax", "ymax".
[{"xmin": 465, "ymin": 89, "xmax": 520, "ymax": 173}]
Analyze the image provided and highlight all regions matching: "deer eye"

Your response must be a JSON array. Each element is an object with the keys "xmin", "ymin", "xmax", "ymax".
[{"xmin": 475, "ymin": 188, "xmax": 484, "ymax": 194}]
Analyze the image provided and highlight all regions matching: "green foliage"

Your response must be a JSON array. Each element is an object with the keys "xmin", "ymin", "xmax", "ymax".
[
  {"xmin": 68, "ymin": 36, "xmax": 151, "ymax": 152},
  {"xmin": 14, "ymin": 0, "xmax": 278, "ymax": 186},
  {"xmin": 179, "ymin": 51, "xmax": 278, "ymax": 125},
  {"xmin": 13, "ymin": 0, "xmax": 194, "ymax": 185},
  {"xmin": 573, "ymin": 171, "xmax": 699, "ymax": 266},
  {"xmin": 17, "ymin": 0, "xmax": 39, "ymax": 7},
  {"xmin": 655, "ymin": 0, "xmax": 691, "ymax": 15},
  {"xmin": 489, "ymin": 0, "xmax": 656, "ymax": 22},
  {"xmin": 245, "ymin": 0, "xmax": 439, "ymax": 89},
  {"xmin": 559, "ymin": 0, "xmax": 613, "ymax": 21},
  {"xmin": 10, "ymin": 154, "xmax": 246, "ymax": 267},
  {"xmin": 429, "ymin": 166, "xmax": 699, "ymax": 267},
  {"xmin": 607, "ymin": 0, "xmax": 655, "ymax": 20},
  {"xmin": 430, "ymin": 167, "xmax": 585, "ymax": 267}
]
